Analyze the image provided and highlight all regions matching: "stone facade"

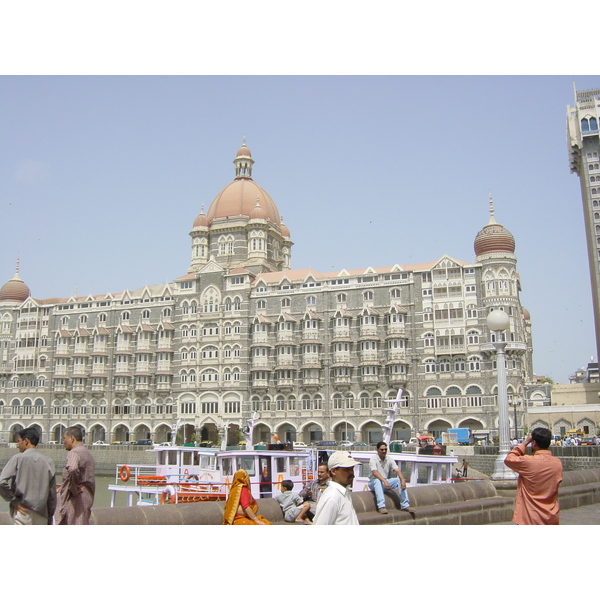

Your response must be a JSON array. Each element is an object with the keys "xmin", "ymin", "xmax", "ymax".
[{"xmin": 0, "ymin": 143, "xmax": 533, "ymax": 446}]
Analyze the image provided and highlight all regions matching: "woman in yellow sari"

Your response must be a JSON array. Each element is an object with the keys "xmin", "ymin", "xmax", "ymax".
[{"xmin": 223, "ymin": 469, "xmax": 271, "ymax": 525}]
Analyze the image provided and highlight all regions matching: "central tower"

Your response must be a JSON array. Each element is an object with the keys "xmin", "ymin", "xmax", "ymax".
[{"xmin": 189, "ymin": 141, "xmax": 292, "ymax": 274}]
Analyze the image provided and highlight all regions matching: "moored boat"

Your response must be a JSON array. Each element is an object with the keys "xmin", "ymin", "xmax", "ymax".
[
  {"xmin": 108, "ymin": 444, "xmax": 458, "ymax": 507},
  {"xmin": 109, "ymin": 446, "xmax": 317, "ymax": 507}
]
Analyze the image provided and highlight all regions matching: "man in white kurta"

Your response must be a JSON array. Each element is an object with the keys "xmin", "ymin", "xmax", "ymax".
[{"xmin": 313, "ymin": 451, "xmax": 360, "ymax": 525}]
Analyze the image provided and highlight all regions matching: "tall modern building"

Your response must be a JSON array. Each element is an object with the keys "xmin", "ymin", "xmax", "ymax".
[
  {"xmin": 0, "ymin": 142, "xmax": 534, "ymax": 446},
  {"xmin": 567, "ymin": 85, "xmax": 600, "ymax": 363}
]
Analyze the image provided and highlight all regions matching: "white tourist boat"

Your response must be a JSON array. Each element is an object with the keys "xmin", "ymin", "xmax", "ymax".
[
  {"xmin": 108, "ymin": 444, "xmax": 458, "ymax": 507},
  {"xmin": 108, "ymin": 397, "xmax": 458, "ymax": 507},
  {"xmin": 108, "ymin": 445, "xmax": 317, "ymax": 507}
]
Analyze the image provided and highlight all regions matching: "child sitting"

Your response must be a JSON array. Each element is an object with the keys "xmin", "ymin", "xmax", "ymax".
[{"xmin": 275, "ymin": 479, "xmax": 312, "ymax": 524}]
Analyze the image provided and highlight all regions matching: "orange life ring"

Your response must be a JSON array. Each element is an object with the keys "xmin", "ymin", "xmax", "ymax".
[{"xmin": 119, "ymin": 465, "xmax": 131, "ymax": 482}]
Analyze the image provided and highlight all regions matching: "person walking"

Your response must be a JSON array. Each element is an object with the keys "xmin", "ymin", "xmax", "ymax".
[
  {"xmin": 504, "ymin": 427, "xmax": 563, "ymax": 525},
  {"xmin": 0, "ymin": 428, "xmax": 56, "ymax": 525},
  {"xmin": 55, "ymin": 426, "xmax": 96, "ymax": 525}
]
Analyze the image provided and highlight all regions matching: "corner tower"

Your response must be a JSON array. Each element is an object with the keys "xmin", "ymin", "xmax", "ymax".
[
  {"xmin": 474, "ymin": 196, "xmax": 532, "ymax": 380},
  {"xmin": 567, "ymin": 85, "xmax": 600, "ymax": 363},
  {"xmin": 189, "ymin": 141, "xmax": 293, "ymax": 274}
]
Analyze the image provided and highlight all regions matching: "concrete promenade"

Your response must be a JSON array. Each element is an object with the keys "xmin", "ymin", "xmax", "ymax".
[{"xmin": 495, "ymin": 502, "xmax": 600, "ymax": 525}]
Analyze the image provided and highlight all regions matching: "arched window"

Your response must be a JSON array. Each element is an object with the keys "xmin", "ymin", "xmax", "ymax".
[
  {"xmin": 424, "ymin": 358, "xmax": 436, "ymax": 373},
  {"xmin": 582, "ymin": 118, "xmax": 590, "ymax": 132},
  {"xmin": 468, "ymin": 356, "xmax": 481, "ymax": 372},
  {"xmin": 467, "ymin": 330, "xmax": 479, "ymax": 344}
]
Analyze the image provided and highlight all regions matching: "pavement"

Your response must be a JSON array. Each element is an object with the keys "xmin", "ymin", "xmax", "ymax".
[
  {"xmin": 494, "ymin": 503, "xmax": 600, "ymax": 525},
  {"xmin": 457, "ymin": 467, "xmax": 600, "ymax": 525}
]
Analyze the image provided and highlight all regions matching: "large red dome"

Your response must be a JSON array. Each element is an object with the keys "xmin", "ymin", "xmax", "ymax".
[
  {"xmin": 0, "ymin": 273, "xmax": 30, "ymax": 302},
  {"xmin": 474, "ymin": 222, "xmax": 515, "ymax": 256}
]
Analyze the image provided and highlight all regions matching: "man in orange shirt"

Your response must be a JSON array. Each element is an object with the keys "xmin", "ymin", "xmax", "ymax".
[{"xmin": 504, "ymin": 427, "xmax": 563, "ymax": 525}]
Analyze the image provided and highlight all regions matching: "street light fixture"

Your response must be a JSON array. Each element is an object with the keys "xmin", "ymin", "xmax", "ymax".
[{"xmin": 486, "ymin": 309, "xmax": 517, "ymax": 480}]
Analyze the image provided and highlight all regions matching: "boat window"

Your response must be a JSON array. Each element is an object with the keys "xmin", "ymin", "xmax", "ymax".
[
  {"xmin": 290, "ymin": 457, "xmax": 302, "ymax": 477},
  {"xmin": 358, "ymin": 461, "xmax": 371, "ymax": 478},
  {"xmin": 417, "ymin": 465, "xmax": 432, "ymax": 484},
  {"xmin": 240, "ymin": 456, "xmax": 255, "ymax": 476},
  {"xmin": 167, "ymin": 451, "xmax": 178, "ymax": 466},
  {"xmin": 275, "ymin": 457, "xmax": 286, "ymax": 473},
  {"xmin": 222, "ymin": 457, "xmax": 233, "ymax": 477},
  {"xmin": 396, "ymin": 461, "xmax": 412, "ymax": 481},
  {"xmin": 199, "ymin": 455, "xmax": 214, "ymax": 469},
  {"xmin": 183, "ymin": 452, "xmax": 192, "ymax": 466},
  {"xmin": 193, "ymin": 453, "xmax": 200, "ymax": 466}
]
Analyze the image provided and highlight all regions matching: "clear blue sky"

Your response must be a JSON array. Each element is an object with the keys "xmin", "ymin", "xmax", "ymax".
[{"xmin": 1, "ymin": 75, "xmax": 598, "ymax": 383}]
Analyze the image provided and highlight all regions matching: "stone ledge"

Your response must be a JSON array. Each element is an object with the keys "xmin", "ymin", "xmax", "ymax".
[{"xmin": 3, "ymin": 469, "xmax": 600, "ymax": 525}]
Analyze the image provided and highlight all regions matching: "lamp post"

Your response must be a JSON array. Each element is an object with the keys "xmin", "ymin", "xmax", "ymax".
[
  {"xmin": 344, "ymin": 392, "xmax": 353, "ymax": 442},
  {"xmin": 508, "ymin": 398, "xmax": 521, "ymax": 440},
  {"xmin": 486, "ymin": 310, "xmax": 517, "ymax": 480}
]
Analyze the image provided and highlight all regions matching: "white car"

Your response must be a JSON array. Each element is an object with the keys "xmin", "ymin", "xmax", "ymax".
[
  {"xmin": 338, "ymin": 441, "xmax": 353, "ymax": 447},
  {"xmin": 93, "ymin": 441, "xmax": 109, "ymax": 446},
  {"xmin": 293, "ymin": 441, "xmax": 308, "ymax": 449}
]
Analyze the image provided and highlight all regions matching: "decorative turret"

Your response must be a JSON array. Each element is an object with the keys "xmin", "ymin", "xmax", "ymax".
[
  {"xmin": 0, "ymin": 260, "xmax": 31, "ymax": 303},
  {"xmin": 474, "ymin": 195, "xmax": 516, "ymax": 258},
  {"xmin": 234, "ymin": 138, "xmax": 254, "ymax": 179},
  {"xmin": 189, "ymin": 140, "xmax": 293, "ymax": 274}
]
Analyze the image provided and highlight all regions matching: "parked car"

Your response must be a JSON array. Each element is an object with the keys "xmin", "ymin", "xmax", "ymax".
[
  {"xmin": 93, "ymin": 441, "xmax": 109, "ymax": 446},
  {"xmin": 351, "ymin": 442, "xmax": 369, "ymax": 448},
  {"xmin": 134, "ymin": 439, "xmax": 153, "ymax": 446},
  {"xmin": 293, "ymin": 441, "xmax": 308, "ymax": 449},
  {"xmin": 580, "ymin": 437, "xmax": 596, "ymax": 445},
  {"xmin": 315, "ymin": 440, "xmax": 337, "ymax": 447}
]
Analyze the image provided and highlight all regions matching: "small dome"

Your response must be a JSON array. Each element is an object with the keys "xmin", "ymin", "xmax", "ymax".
[
  {"xmin": 236, "ymin": 143, "xmax": 252, "ymax": 158},
  {"xmin": 474, "ymin": 222, "xmax": 515, "ymax": 256},
  {"xmin": 280, "ymin": 217, "xmax": 291, "ymax": 238},
  {"xmin": 522, "ymin": 307, "xmax": 531, "ymax": 321},
  {"xmin": 193, "ymin": 209, "xmax": 209, "ymax": 228},
  {"xmin": 249, "ymin": 199, "xmax": 268, "ymax": 220},
  {"xmin": 0, "ymin": 272, "xmax": 30, "ymax": 303}
]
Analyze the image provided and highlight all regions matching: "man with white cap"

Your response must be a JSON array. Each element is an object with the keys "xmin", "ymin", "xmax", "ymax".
[{"xmin": 313, "ymin": 451, "xmax": 360, "ymax": 525}]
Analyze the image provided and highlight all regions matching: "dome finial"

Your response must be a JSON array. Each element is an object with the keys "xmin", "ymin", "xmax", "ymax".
[{"xmin": 488, "ymin": 192, "xmax": 497, "ymax": 224}]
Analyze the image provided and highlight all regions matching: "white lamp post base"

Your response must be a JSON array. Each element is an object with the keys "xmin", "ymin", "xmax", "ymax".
[{"xmin": 491, "ymin": 449, "xmax": 518, "ymax": 480}]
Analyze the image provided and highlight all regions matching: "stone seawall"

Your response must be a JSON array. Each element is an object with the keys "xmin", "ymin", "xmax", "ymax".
[
  {"xmin": 452, "ymin": 446, "xmax": 600, "ymax": 477},
  {"xmin": 0, "ymin": 445, "xmax": 156, "ymax": 476}
]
